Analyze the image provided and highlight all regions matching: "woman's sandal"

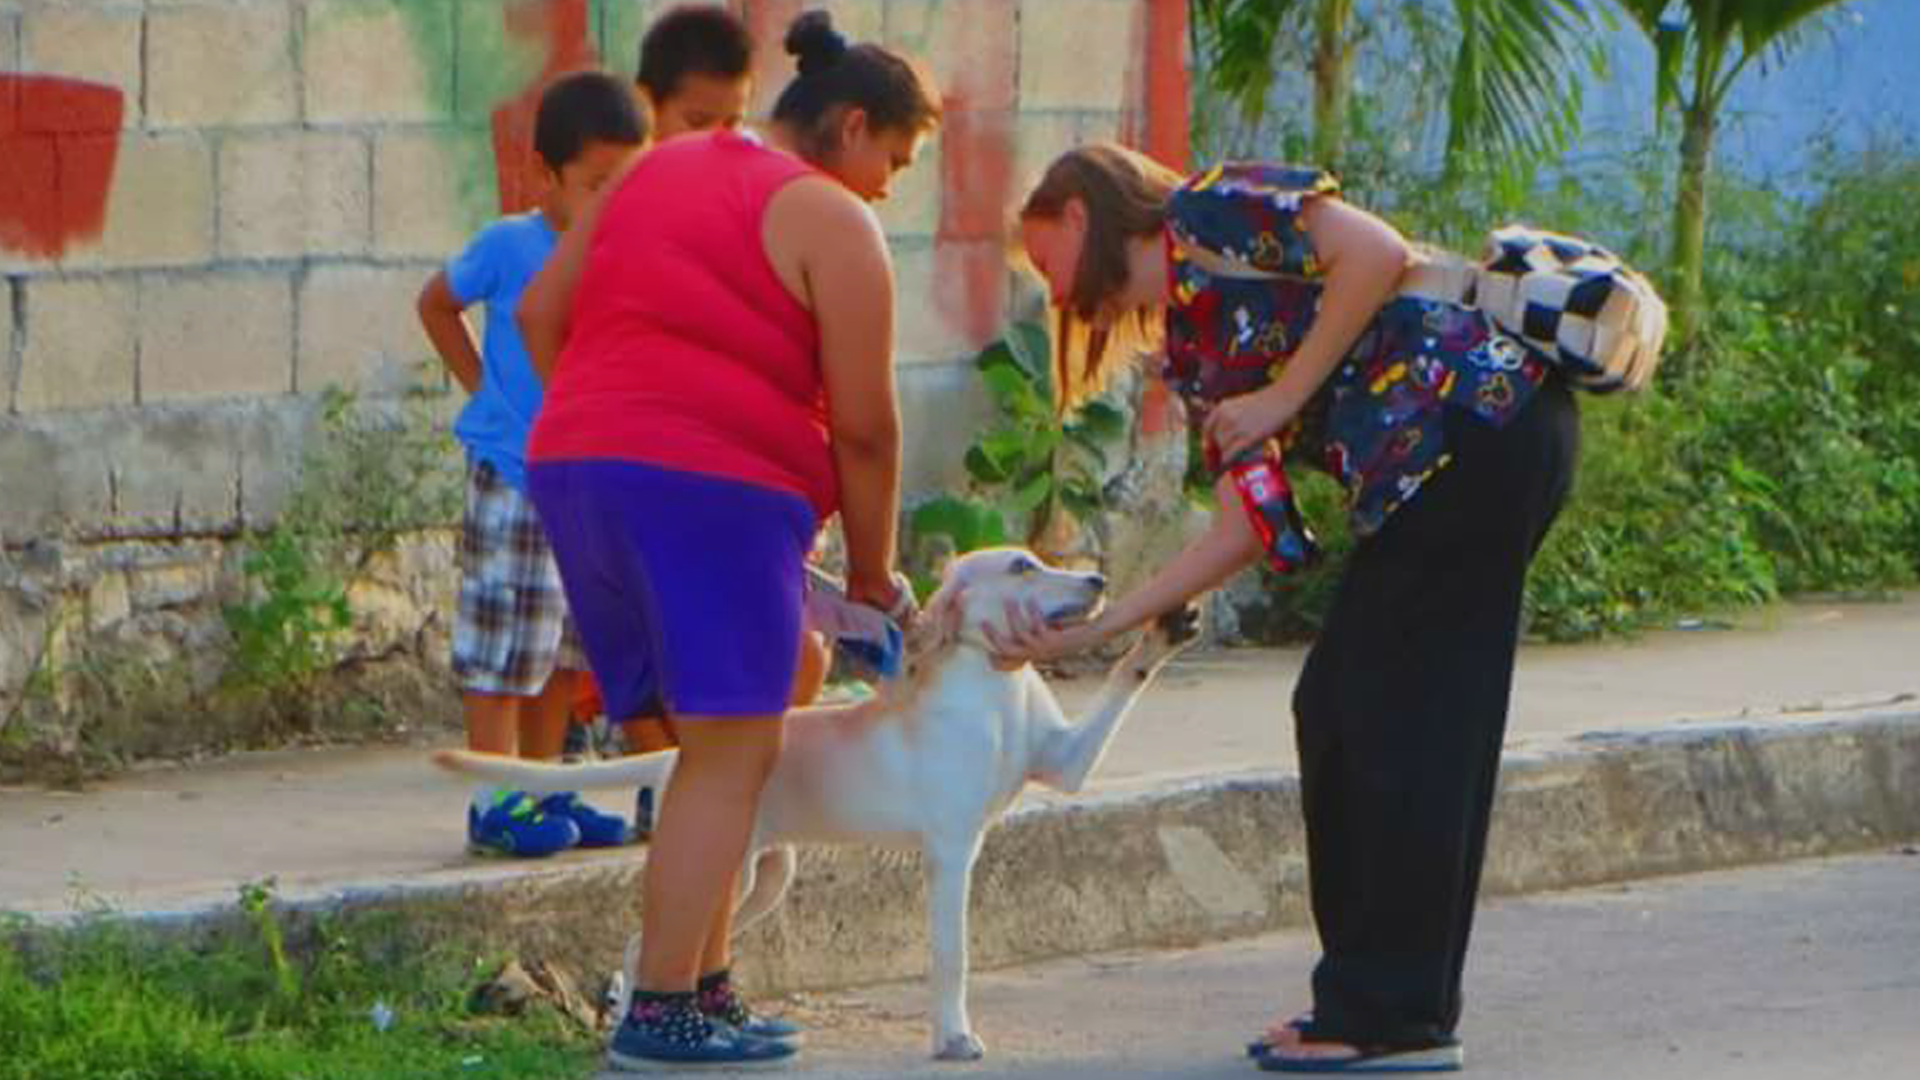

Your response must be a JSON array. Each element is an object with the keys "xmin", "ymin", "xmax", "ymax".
[
  {"xmin": 1246, "ymin": 1012, "xmax": 1314, "ymax": 1058},
  {"xmin": 1253, "ymin": 1037, "xmax": 1462, "ymax": 1074}
]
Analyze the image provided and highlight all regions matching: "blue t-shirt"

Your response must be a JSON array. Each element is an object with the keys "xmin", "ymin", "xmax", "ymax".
[{"xmin": 445, "ymin": 212, "xmax": 558, "ymax": 492}]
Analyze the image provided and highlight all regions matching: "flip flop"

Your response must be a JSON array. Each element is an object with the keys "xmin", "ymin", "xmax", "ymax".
[
  {"xmin": 1246, "ymin": 1012, "xmax": 1314, "ymax": 1058},
  {"xmin": 1255, "ymin": 1039, "xmax": 1462, "ymax": 1074}
]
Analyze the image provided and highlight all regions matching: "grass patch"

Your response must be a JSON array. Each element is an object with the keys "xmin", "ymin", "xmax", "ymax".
[{"xmin": 0, "ymin": 886, "xmax": 597, "ymax": 1080}]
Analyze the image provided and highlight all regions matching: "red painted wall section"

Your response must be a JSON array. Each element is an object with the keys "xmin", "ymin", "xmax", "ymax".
[
  {"xmin": 1143, "ymin": 0, "xmax": 1191, "ymax": 174},
  {"xmin": 1125, "ymin": 0, "xmax": 1191, "ymax": 435},
  {"xmin": 934, "ymin": 0, "xmax": 1019, "ymax": 353},
  {"xmin": 490, "ymin": 0, "xmax": 599, "ymax": 214},
  {"xmin": 0, "ymin": 74, "xmax": 124, "ymax": 260}
]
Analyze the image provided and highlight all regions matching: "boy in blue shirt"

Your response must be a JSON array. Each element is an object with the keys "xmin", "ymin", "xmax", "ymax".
[{"xmin": 416, "ymin": 71, "xmax": 645, "ymax": 858}]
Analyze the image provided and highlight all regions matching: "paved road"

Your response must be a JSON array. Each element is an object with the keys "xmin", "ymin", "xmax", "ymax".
[{"xmin": 709, "ymin": 853, "xmax": 1920, "ymax": 1080}]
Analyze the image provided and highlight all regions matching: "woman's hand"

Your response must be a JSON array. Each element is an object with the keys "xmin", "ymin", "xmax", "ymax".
[
  {"xmin": 848, "ymin": 571, "xmax": 919, "ymax": 631},
  {"xmin": 1203, "ymin": 383, "xmax": 1296, "ymax": 463},
  {"xmin": 981, "ymin": 600, "xmax": 1109, "ymax": 668}
]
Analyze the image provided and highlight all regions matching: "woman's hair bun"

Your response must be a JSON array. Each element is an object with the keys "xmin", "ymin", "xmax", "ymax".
[{"xmin": 785, "ymin": 9, "xmax": 848, "ymax": 77}]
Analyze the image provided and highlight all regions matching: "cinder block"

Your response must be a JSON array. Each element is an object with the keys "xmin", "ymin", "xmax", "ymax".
[
  {"xmin": 298, "ymin": 264, "xmax": 437, "ymax": 395},
  {"xmin": 139, "ymin": 270, "xmax": 294, "ymax": 403},
  {"xmin": 875, "ymin": 132, "xmax": 942, "ymax": 238},
  {"xmin": 103, "ymin": 405, "xmax": 244, "ymax": 532},
  {"xmin": 897, "ymin": 359, "xmax": 990, "ymax": 496},
  {"xmin": 236, "ymin": 395, "xmax": 321, "ymax": 527},
  {"xmin": 373, "ymin": 128, "xmax": 487, "ymax": 259},
  {"xmin": 218, "ymin": 130, "xmax": 371, "ymax": 259},
  {"xmin": 0, "ymin": 418, "xmax": 110, "ymax": 543},
  {"xmin": 891, "ymin": 239, "xmax": 1004, "ymax": 367},
  {"xmin": 19, "ymin": 1, "xmax": 143, "ymax": 128},
  {"xmin": 1018, "ymin": 0, "xmax": 1141, "ymax": 111},
  {"xmin": 0, "ymin": 8, "xmax": 20, "ymax": 72},
  {"xmin": 887, "ymin": 0, "xmax": 1017, "ymax": 112},
  {"xmin": 57, "ymin": 132, "xmax": 215, "ymax": 269},
  {"xmin": 147, "ymin": 1, "xmax": 299, "ymax": 127},
  {"xmin": 742, "ymin": 0, "xmax": 884, "ymax": 119},
  {"xmin": 454, "ymin": 0, "xmax": 558, "ymax": 123},
  {"xmin": 1012, "ymin": 111, "xmax": 1087, "ymax": 207},
  {"xmin": 305, "ymin": 0, "xmax": 454, "ymax": 123},
  {"xmin": 600, "ymin": 0, "xmax": 662, "ymax": 82},
  {"xmin": 16, "ymin": 275, "xmax": 138, "ymax": 412}
]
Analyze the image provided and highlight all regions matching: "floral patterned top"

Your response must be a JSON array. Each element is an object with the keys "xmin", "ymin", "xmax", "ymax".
[{"xmin": 1164, "ymin": 162, "xmax": 1551, "ymax": 565}]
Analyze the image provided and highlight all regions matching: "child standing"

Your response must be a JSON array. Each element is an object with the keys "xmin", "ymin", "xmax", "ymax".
[{"xmin": 417, "ymin": 71, "xmax": 647, "ymax": 858}]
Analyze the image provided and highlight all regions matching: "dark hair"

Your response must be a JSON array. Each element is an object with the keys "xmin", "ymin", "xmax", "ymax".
[
  {"xmin": 534, "ymin": 70, "xmax": 648, "ymax": 170},
  {"xmin": 771, "ymin": 10, "xmax": 941, "ymax": 159},
  {"xmin": 1020, "ymin": 144, "xmax": 1183, "ymax": 409},
  {"xmin": 636, "ymin": 4, "xmax": 753, "ymax": 102}
]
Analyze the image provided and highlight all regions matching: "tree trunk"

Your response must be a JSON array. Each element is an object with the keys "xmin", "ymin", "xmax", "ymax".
[
  {"xmin": 1671, "ymin": 99, "xmax": 1714, "ymax": 345},
  {"xmin": 1310, "ymin": 0, "xmax": 1354, "ymax": 167}
]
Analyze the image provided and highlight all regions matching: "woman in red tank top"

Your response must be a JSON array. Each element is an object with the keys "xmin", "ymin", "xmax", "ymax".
[{"xmin": 517, "ymin": 12, "xmax": 940, "ymax": 1070}]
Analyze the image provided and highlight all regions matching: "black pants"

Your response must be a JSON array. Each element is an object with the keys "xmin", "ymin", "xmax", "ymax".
[{"xmin": 1291, "ymin": 377, "xmax": 1580, "ymax": 1048}]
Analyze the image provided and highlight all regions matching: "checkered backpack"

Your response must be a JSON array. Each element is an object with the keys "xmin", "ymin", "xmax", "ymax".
[{"xmin": 1473, "ymin": 226, "xmax": 1669, "ymax": 393}]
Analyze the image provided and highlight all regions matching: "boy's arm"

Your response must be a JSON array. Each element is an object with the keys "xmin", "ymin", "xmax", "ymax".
[{"xmin": 417, "ymin": 270, "xmax": 482, "ymax": 395}]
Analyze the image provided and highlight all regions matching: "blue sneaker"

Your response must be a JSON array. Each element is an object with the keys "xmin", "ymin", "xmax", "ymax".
[
  {"xmin": 698, "ymin": 969, "xmax": 803, "ymax": 1043},
  {"xmin": 538, "ymin": 791, "xmax": 631, "ymax": 848},
  {"xmin": 607, "ymin": 994, "xmax": 796, "ymax": 1071},
  {"xmin": 467, "ymin": 791, "xmax": 580, "ymax": 858}
]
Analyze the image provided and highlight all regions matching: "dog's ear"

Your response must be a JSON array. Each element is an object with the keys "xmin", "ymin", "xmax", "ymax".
[{"xmin": 904, "ymin": 584, "xmax": 964, "ymax": 669}]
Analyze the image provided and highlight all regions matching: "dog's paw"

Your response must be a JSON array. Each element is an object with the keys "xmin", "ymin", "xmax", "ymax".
[
  {"xmin": 933, "ymin": 1031, "xmax": 987, "ymax": 1061},
  {"xmin": 1154, "ymin": 603, "xmax": 1202, "ymax": 647},
  {"xmin": 1125, "ymin": 604, "xmax": 1201, "ymax": 677}
]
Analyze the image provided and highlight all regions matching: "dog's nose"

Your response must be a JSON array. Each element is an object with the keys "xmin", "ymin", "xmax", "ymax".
[{"xmin": 1088, "ymin": 573, "xmax": 1108, "ymax": 592}]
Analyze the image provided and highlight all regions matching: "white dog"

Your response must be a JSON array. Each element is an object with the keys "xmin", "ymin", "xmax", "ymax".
[{"xmin": 433, "ymin": 547, "xmax": 1195, "ymax": 1060}]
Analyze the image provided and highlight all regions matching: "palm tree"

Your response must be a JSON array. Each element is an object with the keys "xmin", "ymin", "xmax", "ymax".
[
  {"xmin": 1190, "ymin": 0, "xmax": 1602, "ymax": 174},
  {"xmin": 1617, "ymin": 0, "xmax": 1855, "ymax": 342}
]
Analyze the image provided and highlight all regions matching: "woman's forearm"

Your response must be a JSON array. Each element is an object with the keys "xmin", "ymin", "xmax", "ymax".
[
  {"xmin": 1089, "ymin": 481, "xmax": 1261, "ymax": 639},
  {"xmin": 833, "ymin": 429, "xmax": 903, "ymax": 601}
]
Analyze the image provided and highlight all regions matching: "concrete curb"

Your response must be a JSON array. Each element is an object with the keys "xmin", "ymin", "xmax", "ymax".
[{"xmin": 18, "ymin": 702, "xmax": 1920, "ymax": 999}]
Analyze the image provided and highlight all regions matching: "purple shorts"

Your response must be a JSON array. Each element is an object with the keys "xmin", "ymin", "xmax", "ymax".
[{"xmin": 528, "ymin": 459, "xmax": 816, "ymax": 720}]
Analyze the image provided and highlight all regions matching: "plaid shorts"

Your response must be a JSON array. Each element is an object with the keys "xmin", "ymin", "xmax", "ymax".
[{"xmin": 453, "ymin": 459, "xmax": 586, "ymax": 696}]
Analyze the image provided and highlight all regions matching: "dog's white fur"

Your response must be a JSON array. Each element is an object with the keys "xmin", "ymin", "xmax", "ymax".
[{"xmin": 432, "ymin": 548, "xmax": 1192, "ymax": 1060}]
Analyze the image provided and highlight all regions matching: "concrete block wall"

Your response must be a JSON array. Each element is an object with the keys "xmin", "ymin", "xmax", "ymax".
[{"xmin": 2, "ymin": 0, "xmax": 1187, "ymax": 549}]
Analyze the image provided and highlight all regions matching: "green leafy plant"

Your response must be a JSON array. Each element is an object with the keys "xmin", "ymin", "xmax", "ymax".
[
  {"xmin": 221, "ymin": 384, "xmax": 461, "ymax": 691},
  {"xmin": 906, "ymin": 322, "xmax": 1130, "ymax": 594}
]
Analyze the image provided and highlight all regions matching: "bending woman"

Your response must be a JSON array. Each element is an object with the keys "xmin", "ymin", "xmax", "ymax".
[
  {"xmin": 994, "ymin": 145, "xmax": 1580, "ymax": 1073},
  {"xmin": 518, "ymin": 12, "xmax": 939, "ymax": 1071}
]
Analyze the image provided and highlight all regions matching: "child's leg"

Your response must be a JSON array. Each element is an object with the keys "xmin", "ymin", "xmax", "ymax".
[
  {"xmin": 515, "ymin": 668, "xmax": 578, "ymax": 760},
  {"xmin": 790, "ymin": 627, "xmax": 829, "ymax": 707},
  {"xmin": 465, "ymin": 693, "xmax": 521, "ymax": 755}
]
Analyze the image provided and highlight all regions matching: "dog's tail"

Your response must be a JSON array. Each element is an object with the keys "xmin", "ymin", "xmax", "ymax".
[{"xmin": 430, "ymin": 748, "xmax": 677, "ymax": 794}]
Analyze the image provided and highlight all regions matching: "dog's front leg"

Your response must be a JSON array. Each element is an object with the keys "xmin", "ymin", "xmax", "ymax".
[
  {"xmin": 1032, "ymin": 607, "xmax": 1198, "ymax": 793},
  {"xmin": 925, "ymin": 838, "xmax": 986, "ymax": 1061}
]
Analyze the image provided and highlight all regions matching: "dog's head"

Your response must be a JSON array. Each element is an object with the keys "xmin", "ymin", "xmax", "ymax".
[{"xmin": 912, "ymin": 547, "xmax": 1106, "ymax": 656}]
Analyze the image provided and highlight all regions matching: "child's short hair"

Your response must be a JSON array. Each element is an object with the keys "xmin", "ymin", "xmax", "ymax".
[
  {"xmin": 636, "ymin": 4, "xmax": 753, "ymax": 101},
  {"xmin": 534, "ymin": 70, "xmax": 648, "ymax": 170}
]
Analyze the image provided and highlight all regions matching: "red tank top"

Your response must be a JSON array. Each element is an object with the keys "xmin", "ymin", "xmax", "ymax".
[{"xmin": 528, "ymin": 131, "xmax": 835, "ymax": 517}]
